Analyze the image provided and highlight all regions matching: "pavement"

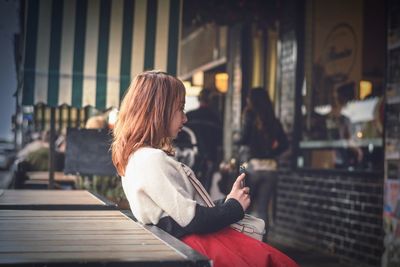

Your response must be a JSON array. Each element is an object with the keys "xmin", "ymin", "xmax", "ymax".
[{"xmin": 267, "ymin": 230, "xmax": 353, "ymax": 267}]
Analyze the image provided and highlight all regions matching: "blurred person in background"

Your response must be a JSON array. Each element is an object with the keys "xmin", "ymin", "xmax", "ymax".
[
  {"xmin": 325, "ymin": 82, "xmax": 363, "ymax": 169},
  {"xmin": 236, "ymin": 87, "xmax": 288, "ymax": 229},
  {"xmin": 186, "ymin": 88, "xmax": 221, "ymax": 125},
  {"xmin": 85, "ymin": 115, "xmax": 108, "ymax": 129},
  {"xmin": 12, "ymin": 130, "xmax": 65, "ymax": 188},
  {"xmin": 185, "ymin": 88, "xmax": 222, "ymax": 191},
  {"xmin": 17, "ymin": 130, "xmax": 50, "ymax": 161}
]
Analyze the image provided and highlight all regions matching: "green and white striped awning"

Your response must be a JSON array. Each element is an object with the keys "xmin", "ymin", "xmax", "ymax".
[{"xmin": 22, "ymin": 0, "xmax": 181, "ymax": 110}]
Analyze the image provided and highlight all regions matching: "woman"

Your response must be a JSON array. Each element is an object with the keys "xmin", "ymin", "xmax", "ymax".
[
  {"xmin": 112, "ymin": 71, "xmax": 298, "ymax": 267},
  {"xmin": 239, "ymin": 88, "xmax": 288, "ymax": 161},
  {"xmin": 237, "ymin": 87, "xmax": 289, "ymax": 227}
]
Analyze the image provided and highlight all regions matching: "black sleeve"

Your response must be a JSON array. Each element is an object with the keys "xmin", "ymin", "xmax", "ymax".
[{"xmin": 156, "ymin": 198, "xmax": 244, "ymax": 238}]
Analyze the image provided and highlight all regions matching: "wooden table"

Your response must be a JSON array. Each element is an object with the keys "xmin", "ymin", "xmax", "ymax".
[
  {"xmin": 24, "ymin": 171, "xmax": 78, "ymax": 189},
  {"xmin": 0, "ymin": 210, "xmax": 210, "ymax": 266},
  {"xmin": 27, "ymin": 171, "xmax": 78, "ymax": 183},
  {"xmin": 0, "ymin": 189, "xmax": 117, "ymax": 210}
]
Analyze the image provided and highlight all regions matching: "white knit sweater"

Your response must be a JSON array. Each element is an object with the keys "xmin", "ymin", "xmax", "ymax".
[{"xmin": 122, "ymin": 147, "xmax": 207, "ymax": 227}]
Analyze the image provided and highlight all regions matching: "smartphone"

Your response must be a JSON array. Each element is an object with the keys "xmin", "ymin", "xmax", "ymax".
[{"xmin": 239, "ymin": 165, "xmax": 246, "ymax": 188}]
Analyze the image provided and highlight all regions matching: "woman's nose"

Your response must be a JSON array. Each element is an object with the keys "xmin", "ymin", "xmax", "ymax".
[{"xmin": 183, "ymin": 113, "xmax": 188, "ymax": 123}]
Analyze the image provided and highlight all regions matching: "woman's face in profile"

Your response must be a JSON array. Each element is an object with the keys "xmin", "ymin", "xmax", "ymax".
[{"xmin": 168, "ymin": 100, "xmax": 187, "ymax": 138}]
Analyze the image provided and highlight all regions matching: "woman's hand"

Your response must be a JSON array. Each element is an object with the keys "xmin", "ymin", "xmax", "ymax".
[{"xmin": 225, "ymin": 173, "xmax": 251, "ymax": 211}]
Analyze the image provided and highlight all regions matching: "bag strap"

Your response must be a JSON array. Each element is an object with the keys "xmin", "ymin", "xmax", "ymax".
[
  {"xmin": 180, "ymin": 163, "xmax": 215, "ymax": 207},
  {"xmin": 181, "ymin": 163, "xmax": 265, "ymax": 237}
]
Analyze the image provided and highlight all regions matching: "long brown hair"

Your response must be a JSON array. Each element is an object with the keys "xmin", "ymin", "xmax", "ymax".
[
  {"xmin": 111, "ymin": 71, "xmax": 186, "ymax": 176},
  {"xmin": 244, "ymin": 87, "xmax": 278, "ymax": 146}
]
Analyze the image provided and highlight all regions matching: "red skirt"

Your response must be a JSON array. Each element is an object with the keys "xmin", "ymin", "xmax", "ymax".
[{"xmin": 181, "ymin": 228, "xmax": 299, "ymax": 267}]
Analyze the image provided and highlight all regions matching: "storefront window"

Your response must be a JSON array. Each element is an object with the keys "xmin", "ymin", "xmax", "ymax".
[{"xmin": 299, "ymin": 0, "xmax": 385, "ymax": 171}]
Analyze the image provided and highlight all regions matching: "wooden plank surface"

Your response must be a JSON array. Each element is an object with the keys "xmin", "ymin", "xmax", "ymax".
[
  {"xmin": 0, "ymin": 209, "xmax": 121, "ymax": 217},
  {"xmin": 0, "ymin": 210, "xmax": 210, "ymax": 266},
  {"xmin": 0, "ymin": 190, "xmax": 103, "ymax": 205},
  {"xmin": 0, "ymin": 190, "xmax": 117, "ymax": 210},
  {"xmin": 27, "ymin": 171, "xmax": 78, "ymax": 183}
]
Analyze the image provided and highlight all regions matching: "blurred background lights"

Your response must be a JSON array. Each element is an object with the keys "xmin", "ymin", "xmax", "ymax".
[
  {"xmin": 215, "ymin": 73, "xmax": 228, "ymax": 93},
  {"xmin": 359, "ymin": 80, "xmax": 372, "ymax": 99}
]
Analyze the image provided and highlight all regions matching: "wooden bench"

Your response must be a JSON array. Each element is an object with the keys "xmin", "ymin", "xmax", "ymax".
[
  {"xmin": 0, "ymin": 209, "xmax": 210, "ymax": 266},
  {"xmin": 0, "ymin": 190, "xmax": 211, "ymax": 266}
]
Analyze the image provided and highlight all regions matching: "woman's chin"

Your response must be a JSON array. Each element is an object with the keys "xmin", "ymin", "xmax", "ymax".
[
  {"xmin": 169, "ymin": 129, "xmax": 182, "ymax": 139},
  {"xmin": 169, "ymin": 133, "xmax": 178, "ymax": 139}
]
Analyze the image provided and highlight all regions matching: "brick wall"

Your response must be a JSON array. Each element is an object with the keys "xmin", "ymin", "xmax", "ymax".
[{"xmin": 275, "ymin": 171, "xmax": 384, "ymax": 267}]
